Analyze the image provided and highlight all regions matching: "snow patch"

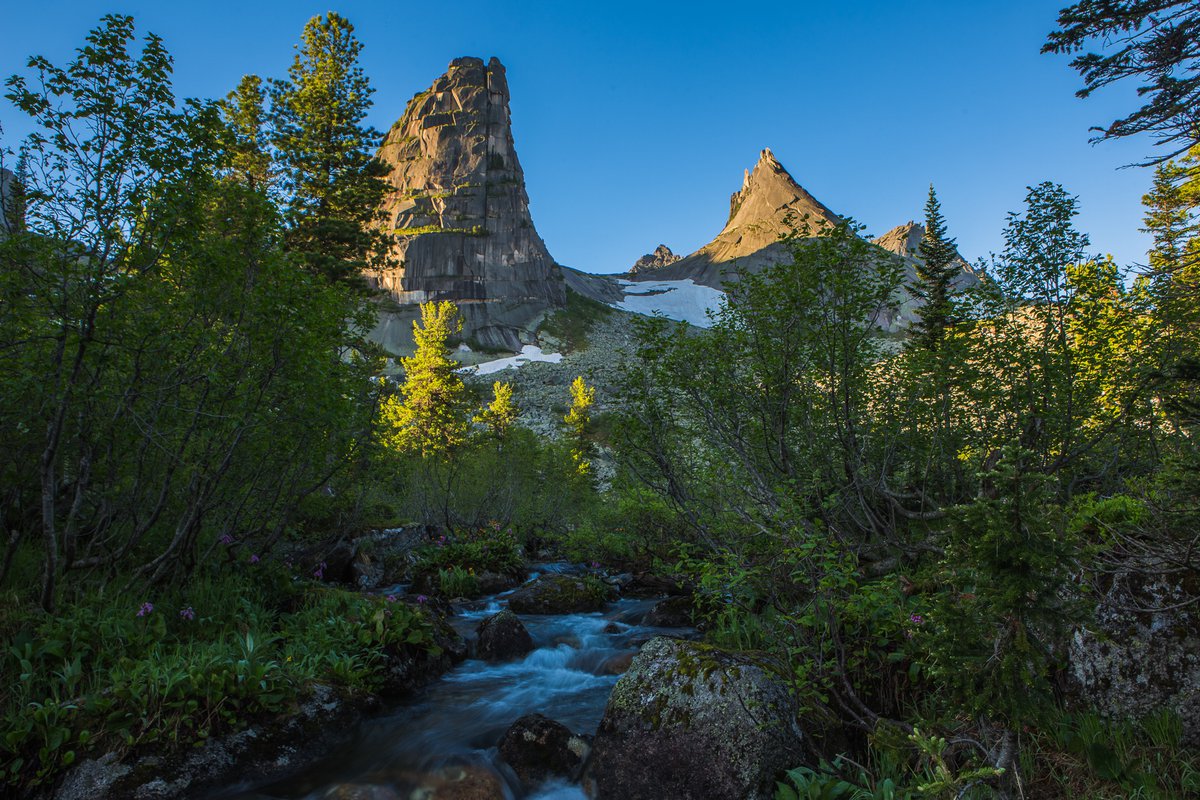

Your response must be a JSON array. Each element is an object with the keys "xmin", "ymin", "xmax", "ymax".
[
  {"xmin": 460, "ymin": 344, "xmax": 564, "ymax": 376},
  {"xmin": 613, "ymin": 279, "xmax": 725, "ymax": 328}
]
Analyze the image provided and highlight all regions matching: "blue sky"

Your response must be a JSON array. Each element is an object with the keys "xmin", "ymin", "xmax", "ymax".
[{"xmin": 0, "ymin": 1, "xmax": 1157, "ymax": 274}]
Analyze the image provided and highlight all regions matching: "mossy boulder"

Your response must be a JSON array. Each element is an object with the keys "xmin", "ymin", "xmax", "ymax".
[
  {"xmin": 506, "ymin": 574, "xmax": 614, "ymax": 615},
  {"xmin": 475, "ymin": 609, "xmax": 534, "ymax": 662},
  {"xmin": 582, "ymin": 637, "xmax": 806, "ymax": 800}
]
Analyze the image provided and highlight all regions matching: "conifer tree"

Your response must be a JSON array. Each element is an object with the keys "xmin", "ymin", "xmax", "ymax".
[
  {"xmin": 476, "ymin": 381, "xmax": 518, "ymax": 439},
  {"xmin": 269, "ymin": 12, "xmax": 390, "ymax": 285},
  {"xmin": 380, "ymin": 301, "xmax": 468, "ymax": 457},
  {"xmin": 565, "ymin": 376, "xmax": 595, "ymax": 475},
  {"xmin": 911, "ymin": 185, "xmax": 961, "ymax": 350},
  {"xmin": 220, "ymin": 75, "xmax": 272, "ymax": 190}
]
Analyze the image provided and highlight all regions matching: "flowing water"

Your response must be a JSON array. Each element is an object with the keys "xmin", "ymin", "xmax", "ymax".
[{"xmin": 214, "ymin": 566, "xmax": 686, "ymax": 800}]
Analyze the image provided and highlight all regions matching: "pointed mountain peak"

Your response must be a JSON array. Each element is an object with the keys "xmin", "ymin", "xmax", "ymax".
[{"xmin": 726, "ymin": 148, "xmax": 839, "ymax": 231}]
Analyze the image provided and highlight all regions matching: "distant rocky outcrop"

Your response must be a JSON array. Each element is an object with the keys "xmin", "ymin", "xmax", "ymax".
[
  {"xmin": 369, "ymin": 57, "xmax": 565, "ymax": 351},
  {"xmin": 628, "ymin": 244, "xmax": 681, "ymax": 275},
  {"xmin": 635, "ymin": 148, "xmax": 840, "ymax": 287},
  {"xmin": 872, "ymin": 220, "xmax": 983, "ymax": 329}
]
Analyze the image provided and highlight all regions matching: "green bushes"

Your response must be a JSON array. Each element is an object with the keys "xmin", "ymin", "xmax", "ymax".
[{"xmin": 0, "ymin": 564, "xmax": 439, "ymax": 791}]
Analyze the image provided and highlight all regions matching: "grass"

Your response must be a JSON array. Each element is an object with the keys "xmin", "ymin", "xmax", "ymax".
[{"xmin": 539, "ymin": 289, "xmax": 614, "ymax": 351}]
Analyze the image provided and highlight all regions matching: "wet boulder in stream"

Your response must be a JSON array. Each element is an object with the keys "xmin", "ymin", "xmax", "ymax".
[
  {"xmin": 583, "ymin": 636, "xmax": 806, "ymax": 800},
  {"xmin": 496, "ymin": 713, "xmax": 590, "ymax": 787},
  {"xmin": 475, "ymin": 609, "xmax": 534, "ymax": 661},
  {"xmin": 506, "ymin": 574, "xmax": 614, "ymax": 614}
]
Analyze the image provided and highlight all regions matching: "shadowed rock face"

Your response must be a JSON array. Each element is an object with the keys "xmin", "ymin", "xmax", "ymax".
[
  {"xmin": 370, "ymin": 57, "xmax": 564, "ymax": 350},
  {"xmin": 636, "ymin": 148, "xmax": 840, "ymax": 287}
]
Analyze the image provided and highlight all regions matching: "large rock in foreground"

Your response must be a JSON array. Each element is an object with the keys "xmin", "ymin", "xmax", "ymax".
[
  {"xmin": 582, "ymin": 637, "xmax": 805, "ymax": 800},
  {"xmin": 496, "ymin": 713, "xmax": 589, "ymax": 788},
  {"xmin": 1069, "ymin": 569, "xmax": 1200, "ymax": 744},
  {"xmin": 506, "ymin": 574, "xmax": 613, "ymax": 615}
]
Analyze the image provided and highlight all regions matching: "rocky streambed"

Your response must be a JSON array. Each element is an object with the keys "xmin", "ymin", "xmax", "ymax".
[
  {"xmin": 198, "ymin": 563, "xmax": 802, "ymax": 800},
  {"xmin": 59, "ymin": 563, "xmax": 806, "ymax": 800}
]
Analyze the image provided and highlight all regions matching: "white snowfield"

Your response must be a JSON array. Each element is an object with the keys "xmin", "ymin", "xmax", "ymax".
[
  {"xmin": 613, "ymin": 279, "xmax": 726, "ymax": 328},
  {"xmin": 460, "ymin": 344, "xmax": 564, "ymax": 376}
]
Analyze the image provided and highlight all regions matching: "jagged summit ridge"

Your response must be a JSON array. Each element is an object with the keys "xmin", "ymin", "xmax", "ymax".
[
  {"xmin": 368, "ymin": 56, "xmax": 564, "ymax": 351},
  {"xmin": 629, "ymin": 244, "xmax": 681, "ymax": 274},
  {"xmin": 632, "ymin": 148, "xmax": 840, "ymax": 287}
]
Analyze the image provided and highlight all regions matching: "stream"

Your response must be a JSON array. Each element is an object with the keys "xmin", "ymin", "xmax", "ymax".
[{"xmin": 214, "ymin": 566, "xmax": 687, "ymax": 799}]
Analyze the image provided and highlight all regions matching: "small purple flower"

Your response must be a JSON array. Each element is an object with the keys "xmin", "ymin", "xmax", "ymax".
[
  {"xmin": 910, "ymin": 614, "xmax": 924, "ymax": 626},
  {"xmin": 179, "ymin": 606, "xmax": 195, "ymax": 621},
  {"xmin": 313, "ymin": 561, "xmax": 326, "ymax": 580},
  {"xmin": 136, "ymin": 602, "xmax": 154, "ymax": 617},
  {"xmin": 590, "ymin": 561, "xmax": 600, "ymax": 570},
  {"xmin": 385, "ymin": 594, "xmax": 398, "ymax": 603},
  {"xmin": 220, "ymin": 534, "xmax": 234, "ymax": 546},
  {"xmin": 415, "ymin": 594, "xmax": 428, "ymax": 604},
  {"xmin": 249, "ymin": 554, "xmax": 260, "ymax": 564}
]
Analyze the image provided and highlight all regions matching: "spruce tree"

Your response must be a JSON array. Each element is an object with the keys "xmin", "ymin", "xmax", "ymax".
[
  {"xmin": 911, "ymin": 185, "xmax": 960, "ymax": 350},
  {"xmin": 269, "ymin": 12, "xmax": 390, "ymax": 285},
  {"xmin": 476, "ymin": 381, "xmax": 518, "ymax": 439},
  {"xmin": 380, "ymin": 301, "xmax": 469, "ymax": 457},
  {"xmin": 220, "ymin": 75, "xmax": 272, "ymax": 190}
]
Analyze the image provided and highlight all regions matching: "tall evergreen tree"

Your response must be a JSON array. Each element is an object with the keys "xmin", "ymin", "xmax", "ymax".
[
  {"xmin": 911, "ymin": 185, "xmax": 960, "ymax": 351},
  {"xmin": 220, "ymin": 74, "xmax": 272, "ymax": 190},
  {"xmin": 269, "ymin": 12, "xmax": 390, "ymax": 285}
]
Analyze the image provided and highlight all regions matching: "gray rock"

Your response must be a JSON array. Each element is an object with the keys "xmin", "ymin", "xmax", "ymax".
[
  {"xmin": 55, "ymin": 752, "xmax": 131, "ymax": 800},
  {"xmin": 496, "ymin": 713, "xmax": 589, "ymax": 787},
  {"xmin": 582, "ymin": 636, "xmax": 806, "ymax": 800},
  {"xmin": 629, "ymin": 244, "xmax": 681, "ymax": 275},
  {"xmin": 369, "ymin": 57, "xmax": 565, "ymax": 353},
  {"xmin": 475, "ymin": 609, "xmax": 534, "ymax": 661},
  {"xmin": 1069, "ymin": 569, "xmax": 1200, "ymax": 744}
]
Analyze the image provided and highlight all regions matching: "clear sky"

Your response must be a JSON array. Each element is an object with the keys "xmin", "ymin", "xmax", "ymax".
[{"xmin": 0, "ymin": 0, "xmax": 1158, "ymax": 274}]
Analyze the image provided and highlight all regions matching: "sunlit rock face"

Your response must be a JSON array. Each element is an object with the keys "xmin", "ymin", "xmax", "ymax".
[
  {"xmin": 635, "ymin": 148, "xmax": 841, "ymax": 287},
  {"xmin": 369, "ymin": 57, "xmax": 564, "ymax": 350}
]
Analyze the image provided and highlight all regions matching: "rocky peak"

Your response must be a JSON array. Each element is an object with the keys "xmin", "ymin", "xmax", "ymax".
[
  {"xmin": 873, "ymin": 221, "xmax": 925, "ymax": 258},
  {"xmin": 368, "ymin": 56, "xmax": 564, "ymax": 350},
  {"xmin": 725, "ymin": 148, "xmax": 839, "ymax": 234},
  {"xmin": 629, "ymin": 244, "xmax": 681, "ymax": 274},
  {"xmin": 631, "ymin": 149, "xmax": 841, "ymax": 287}
]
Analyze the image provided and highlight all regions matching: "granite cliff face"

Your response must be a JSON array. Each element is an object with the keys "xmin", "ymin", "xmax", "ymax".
[
  {"xmin": 636, "ymin": 148, "xmax": 840, "ymax": 287},
  {"xmin": 369, "ymin": 57, "xmax": 564, "ymax": 351}
]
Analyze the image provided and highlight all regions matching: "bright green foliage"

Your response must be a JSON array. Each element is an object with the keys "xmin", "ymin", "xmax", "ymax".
[
  {"xmin": 475, "ymin": 380, "xmax": 518, "ymax": 438},
  {"xmin": 910, "ymin": 186, "xmax": 961, "ymax": 351},
  {"xmin": 380, "ymin": 301, "xmax": 469, "ymax": 457},
  {"xmin": 269, "ymin": 12, "xmax": 391, "ymax": 285},
  {"xmin": 565, "ymin": 376, "xmax": 596, "ymax": 474}
]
